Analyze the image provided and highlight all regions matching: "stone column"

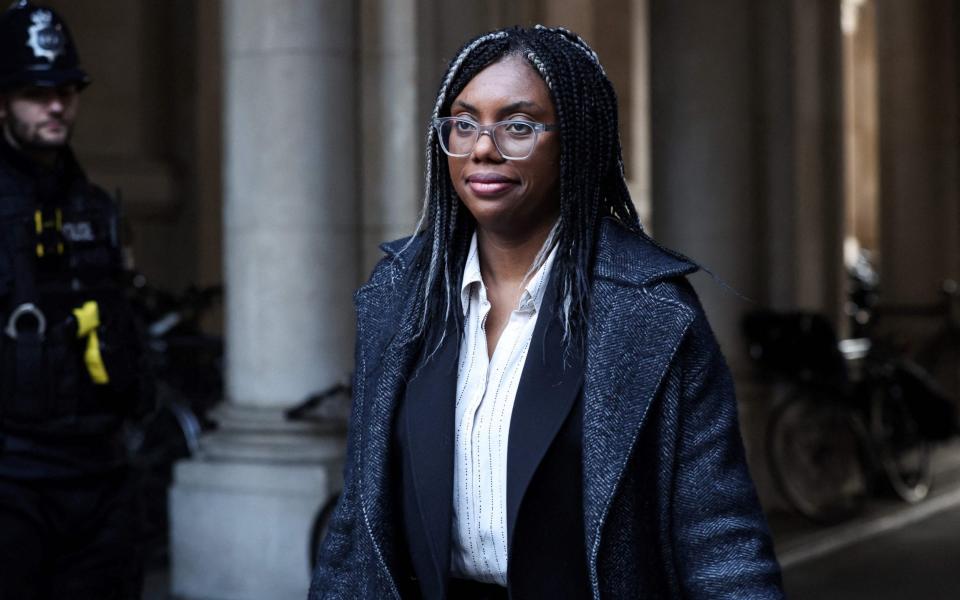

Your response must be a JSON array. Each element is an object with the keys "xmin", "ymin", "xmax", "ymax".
[
  {"xmin": 876, "ymin": 0, "xmax": 960, "ymax": 305},
  {"xmin": 169, "ymin": 1, "xmax": 357, "ymax": 598},
  {"xmin": 649, "ymin": 0, "xmax": 764, "ymax": 364},
  {"xmin": 359, "ymin": 0, "xmax": 419, "ymax": 273},
  {"xmin": 650, "ymin": 0, "xmax": 844, "ymax": 353},
  {"xmin": 648, "ymin": 0, "xmax": 844, "ymax": 510},
  {"xmin": 629, "ymin": 0, "xmax": 652, "ymax": 228}
]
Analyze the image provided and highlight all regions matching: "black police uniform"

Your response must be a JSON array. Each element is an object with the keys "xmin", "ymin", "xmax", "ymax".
[{"xmin": 0, "ymin": 3, "xmax": 144, "ymax": 598}]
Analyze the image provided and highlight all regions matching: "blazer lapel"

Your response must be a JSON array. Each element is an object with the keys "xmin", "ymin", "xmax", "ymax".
[
  {"xmin": 506, "ymin": 279, "xmax": 585, "ymax": 547},
  {"xmin": 402, "ymin": 327, "xmax": 459, "ymax": 583}
]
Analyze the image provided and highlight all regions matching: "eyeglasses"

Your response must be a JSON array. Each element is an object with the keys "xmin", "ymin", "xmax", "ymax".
[{"xmin": 433, "ymin": 117, "xmax": 557, "ymax": 160}]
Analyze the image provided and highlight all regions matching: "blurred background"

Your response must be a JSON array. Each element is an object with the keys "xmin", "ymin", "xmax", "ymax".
[{"xmin": 35, "ymin": 0, "xmax": 960, "ymax": 598}]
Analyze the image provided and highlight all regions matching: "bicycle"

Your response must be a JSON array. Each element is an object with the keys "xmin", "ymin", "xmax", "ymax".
[
  {"xmin": 873, "ymin": 280, "xmax": 960, "ymax": 411},
  {"xmin": 123, "ymin": 274, "xmax": 224, "ymax": 563},
  {"xmin": 743, "ymin": 310, "xmax": 951, "ymax": 524},
  {"xmin": 285, "ymin": 381, "xmax": 351, "ymax": 569}
]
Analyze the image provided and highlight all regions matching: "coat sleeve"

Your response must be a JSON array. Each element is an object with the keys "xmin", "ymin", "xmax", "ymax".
[
  {"xmin": 670, "ymin": 307, "xmax": 785, "ymax": 599},
  {"xmin": 309, "ymin": 255, "xmax": 396, "ymax": 599},
  {"xmin": 308, "ymin": 367, "xmax": 364, "ymax": 598}
]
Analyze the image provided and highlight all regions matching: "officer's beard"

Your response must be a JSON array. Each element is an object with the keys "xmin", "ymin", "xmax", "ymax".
[{"xmin": 2, "ymin": 108, "xmax": 71, "ymax": 167}]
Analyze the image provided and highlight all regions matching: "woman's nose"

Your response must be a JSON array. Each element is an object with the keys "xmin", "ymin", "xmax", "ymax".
[{"xmin": 471, "ymin": 130, "xmax": 503, "ymax": 161}]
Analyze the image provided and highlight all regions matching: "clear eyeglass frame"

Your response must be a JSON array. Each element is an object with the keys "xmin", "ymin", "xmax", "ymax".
[{"xmin": 432, "ymin": 116, "xmax": 558, "ymax": 160}]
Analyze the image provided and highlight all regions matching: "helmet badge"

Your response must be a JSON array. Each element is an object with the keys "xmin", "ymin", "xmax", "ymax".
[{"xmin": 26, "ymin": 9, "xmax": 65, "ymax": 63}]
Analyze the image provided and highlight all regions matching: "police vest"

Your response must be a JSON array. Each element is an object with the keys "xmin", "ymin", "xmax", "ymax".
[{"xmin": 0, "ymin": 169, "xmax": 140, "ymax": 434}]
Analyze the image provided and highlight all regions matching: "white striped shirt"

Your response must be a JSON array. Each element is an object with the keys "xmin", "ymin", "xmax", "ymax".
[{"xmin": 450, "ymin": 232, "xmax": 557, "ymax": 585}]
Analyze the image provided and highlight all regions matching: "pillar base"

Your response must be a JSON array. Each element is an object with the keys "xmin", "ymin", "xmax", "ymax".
[{"xmin": 169, "ymin": 404, "xmax": 346, "ymax": 600}]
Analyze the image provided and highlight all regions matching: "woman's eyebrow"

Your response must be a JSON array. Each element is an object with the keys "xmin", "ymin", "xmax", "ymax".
[
  {"xmin": 452, "ymin": 100, "xmax": 478, "ymax": 112},
  {"xmin": 499, "ymin": 100, "xmax": 541, "ymax": 114},
  {"xmin": 451, "ymin": 99, "xmax": 542, "ymax": 115}
]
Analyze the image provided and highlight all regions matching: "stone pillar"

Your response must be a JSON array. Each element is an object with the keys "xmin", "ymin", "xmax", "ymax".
[
  {"xmin": 650, "ymin": 0, "xmax": 844, "ymax": 353},
  {"xmin": 648, "ymin": 0, "xmax": 844, "ymax": 510},
  {"xmin": 649, "ymin": 0, "xmax": 773, "ymax": 511},
  {"xmin": 789, "ymin": 0, "xmax": 847, "ymax": 320},
  {"xmin": 649, "ymin": 0, "xmax": 763, "ymax": 365},
  {"xmin": 359, "ymin": 0, "xmax": 419, "ymax": 273},
  {"xmin": 842, "ymin": 0, "xmax": 880, "ymax": 255},
  {"xmin": 169, "ymin": 1, "xmax": 356, "ymax": 598},
  {"xmin": 876, "ymin": 0, "xmax": 960, "ymax": 305},
  {"xmin": 629, "ymin": 0, "xmax": 652, "ymax": 228}
]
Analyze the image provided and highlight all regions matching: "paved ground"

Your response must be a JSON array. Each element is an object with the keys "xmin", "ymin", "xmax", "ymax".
[
  {"xmin": 775, "ymin": 440, "xmax": 960, "ymax": 600},
  {"xmin": 144, "ymin": 442, "xmax": 960, "ymax": 599},
  {"xmin": 783, "ymin": 503, "xmax": 960, "ymax": 599}
]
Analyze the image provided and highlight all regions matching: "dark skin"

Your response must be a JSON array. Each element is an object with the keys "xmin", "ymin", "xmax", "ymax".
[{"xmin": 447, "ymin": 55, "xmax": 561, "ymax": 357}]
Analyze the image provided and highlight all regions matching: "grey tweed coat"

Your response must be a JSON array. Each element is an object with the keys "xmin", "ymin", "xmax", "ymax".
[{"xmin": 310, "ymin": 218, "xmax": 784, "ymax": 599}]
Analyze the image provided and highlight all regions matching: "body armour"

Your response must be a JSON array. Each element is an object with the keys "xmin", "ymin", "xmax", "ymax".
[{"xmin": 0, "ymin": 137, "xmax": 141, "ymax": 478}]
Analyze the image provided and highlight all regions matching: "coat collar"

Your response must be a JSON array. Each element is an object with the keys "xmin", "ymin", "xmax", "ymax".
[
  {"xmin": 591, "ymin": 218, "xmax": 698, "ymax": 286},
  {"xmin": 377, "ymin": 218, "xmax": 698, "ymax": 290}
]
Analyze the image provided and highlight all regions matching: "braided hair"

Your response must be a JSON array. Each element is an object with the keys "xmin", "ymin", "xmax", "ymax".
[{"xmin": 403, "ymin": 25, "xmax": 639, "ymax": 352}]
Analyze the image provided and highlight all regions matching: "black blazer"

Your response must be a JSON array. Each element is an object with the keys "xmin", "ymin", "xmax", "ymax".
[{"xmin": 393, "ymin": 277, "xmax": 591, "ymax": 599}]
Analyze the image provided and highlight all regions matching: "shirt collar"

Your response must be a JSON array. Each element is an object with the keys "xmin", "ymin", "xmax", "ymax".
[
  {"xmin": 459, "ymin": 231, "xmax": 558, "ymax": 316},
  {"xmin": 460, "ymin": 234, "xmax": 483, "ymax": 316}
]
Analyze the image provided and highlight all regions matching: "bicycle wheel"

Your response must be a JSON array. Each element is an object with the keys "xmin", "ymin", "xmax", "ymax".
[
  {"xmin": 125, "ymin": 386, "xmax": 204, "ymax": 561},
  {"xmin": 869, "ymin": 388, "xmax": 932, "ymax": 503},
  {"xmin": 767, "ymin": 391, "xmax": 869, "ymax": 523}
]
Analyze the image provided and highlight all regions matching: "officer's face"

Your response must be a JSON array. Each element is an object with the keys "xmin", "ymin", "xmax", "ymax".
[{"xmin": 0, "ymin": 85, "xmax": 79, "ymax": 150}]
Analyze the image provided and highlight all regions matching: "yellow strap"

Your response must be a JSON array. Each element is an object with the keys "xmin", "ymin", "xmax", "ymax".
[
  {"xmin": 72, "ymin": 301, "xmax": 110, "ymax": 385},
  {"xmin": 73, "ymin": 301, "xmax": 100, "ymax": 338},
  {"xmin": 34, "ymin": 209, "xmax": 43, "ymax": 233},
  {"xmin": 83, "ymin": 331, "xmax": 110, "ymax": 384}
]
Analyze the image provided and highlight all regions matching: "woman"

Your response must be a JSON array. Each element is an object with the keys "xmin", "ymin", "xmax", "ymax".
[{"xmin": 311, "ymin": 26, "xmax": 784, "ymax": 599}]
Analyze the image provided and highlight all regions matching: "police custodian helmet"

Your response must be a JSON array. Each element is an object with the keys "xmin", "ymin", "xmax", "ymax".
[{"xmin": 0, "ymin": 0, "xmax": 89, "ymax": 92}]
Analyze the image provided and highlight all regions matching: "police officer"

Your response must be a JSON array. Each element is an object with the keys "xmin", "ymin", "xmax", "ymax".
[{"xmin": 0, "ymin": 2, "xmax": 143, "ymax": 597}]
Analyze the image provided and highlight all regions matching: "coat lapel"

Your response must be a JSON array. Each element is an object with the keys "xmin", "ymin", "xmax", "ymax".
[
  {"xmin": 354, "ymin": 272, "xmax": 420, "ymax": 588},
  {"xmin": 506, "ymin": 277, "xmax": 585, "ymax": 547},
  {"xmin": 402, "ymin": 327, "xmax": 459, "ymax": 581},
  {"xmin": 581, "ymin": 279, "xmax": 695, "ymax": 568}
]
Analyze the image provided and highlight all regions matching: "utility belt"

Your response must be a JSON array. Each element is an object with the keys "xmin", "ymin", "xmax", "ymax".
[
  {"xmin": 0, "ymin": 298, "xmax": 138, "ymax": 424},
  {"xmin": 1, "ymin": 196, "xmax": 138, "ymax": 426}
]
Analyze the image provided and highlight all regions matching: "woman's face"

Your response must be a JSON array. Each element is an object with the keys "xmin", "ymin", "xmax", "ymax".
[{"xmin": 446, "ymin": 55, "xmax": 561, "ymax": 238}]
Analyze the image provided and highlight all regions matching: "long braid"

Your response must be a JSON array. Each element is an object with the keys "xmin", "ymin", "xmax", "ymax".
[{"xmin": 403, "ymin": 26, "xmax": 639, "ymax": 351}]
